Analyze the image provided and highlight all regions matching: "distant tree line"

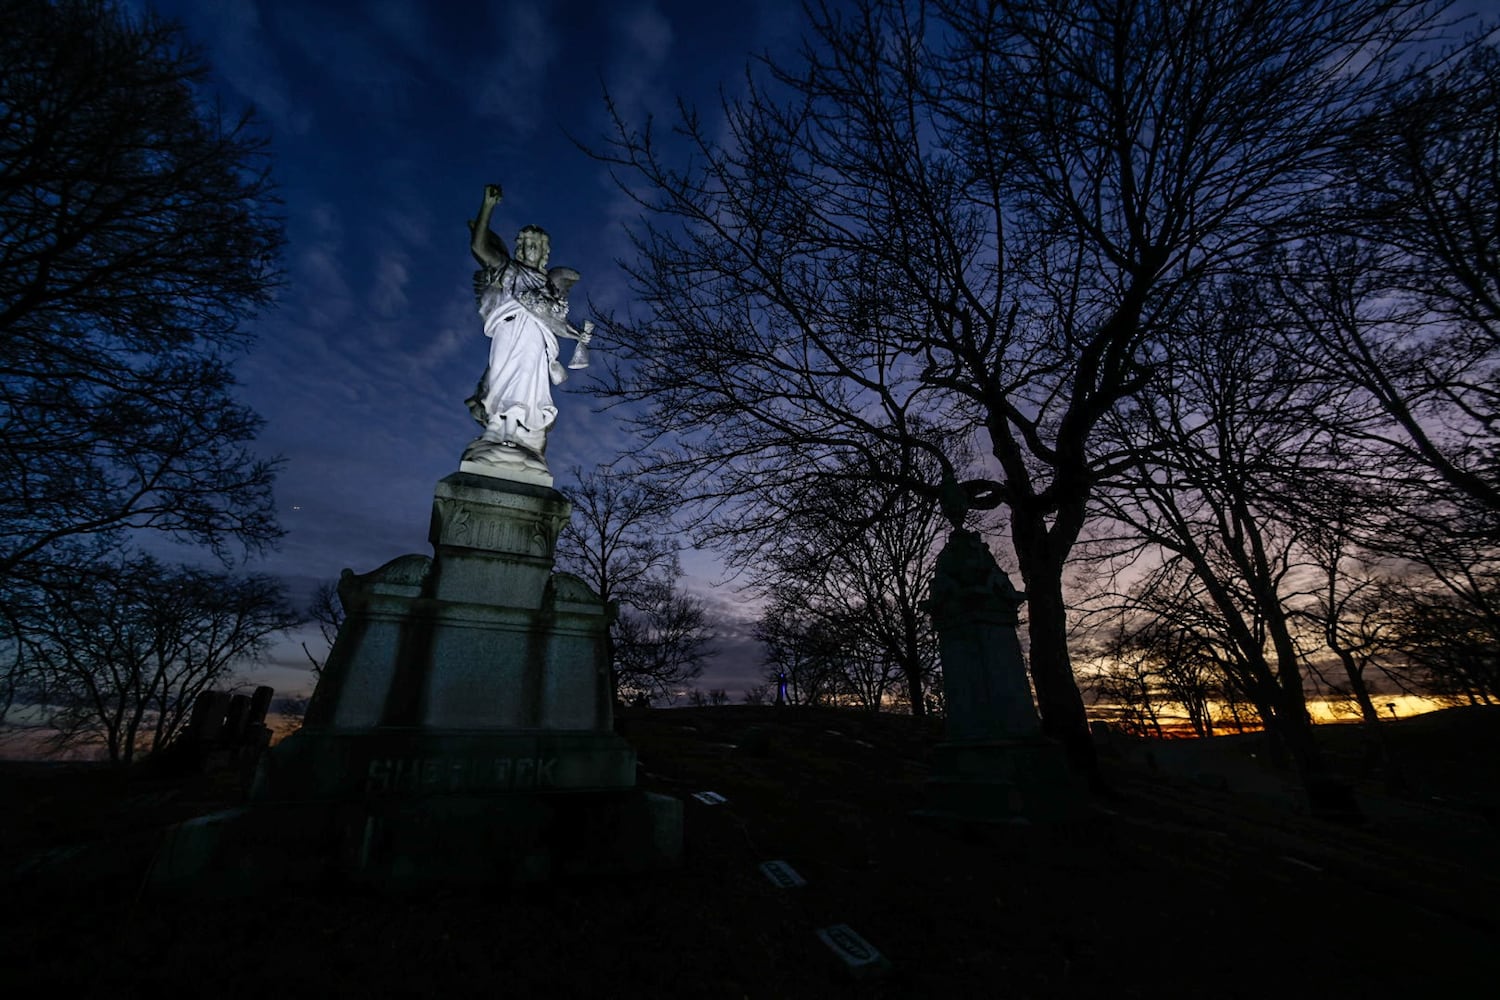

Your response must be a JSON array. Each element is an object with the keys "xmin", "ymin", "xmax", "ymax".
[{"xmin": 590, "ymin": 0, "xmax": 1498, "ymax": 792}]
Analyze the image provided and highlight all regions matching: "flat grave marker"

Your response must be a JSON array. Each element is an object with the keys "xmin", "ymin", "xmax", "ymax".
[
  {"xmin": 816, "ymin": 924, "xmax": 891, "ymax": 980},
  {"xmin": 758, "ymin": 860, "xmax": 807, "ymax": 889}
]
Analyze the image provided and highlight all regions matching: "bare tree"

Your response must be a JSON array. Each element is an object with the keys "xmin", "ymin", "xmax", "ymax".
[
  {"xmin": 0, "ymin": 0, "xmax": 284, "ymax": 706},
  {"xmin": 742, "ymin": 683, "xmax": 772, "ymax": 705},
  {"xmin": 754, "ymin": 596, "xmax": 845, "ymax": 708},
  {"xmin": 0, "ymin": 0, "xmax": 283, "ymax": 574},
  {"xmin": 1291, "ymin": 38, "xmax": 1500, "ymax": 529},
  {"xmin": 1081, "ymin": 651, "xmax": 1164, "ymax": 740},
  {"xmin": 594, "ymin": 0, "xmax": 1447, "ymax": 783},
  {"xmin": 1381, "ymin": 529, "xmax": 1500, "ymax": 704},
  {"xmin": 18, "ymin": 556, "xmax": 299, "ymax": 763},
  {"xmin": 611, "ymin": 575, "xmax": 713, "ymax": 706},
  {"xmin": 300, "ymin": 581, "xmax": 345, "ymax": 677},
  {"xmin": 725, "ymin": 447, "xmax": 948, "ymax": 714},
  {"xmin": 1090, "ymin": 560, "xmax": 1270, "ymax": 734},
  {"xmin": 1082, "ymin": 609, "xmax": 1227, "ymax": 739},
  {"xmin": 1093, "ymin": 277, "xmax": 1351, "ymax": 774},
  {"xmin": 556, "ymin": 466, "xmax": 714, "ymax": 704},
  {"xmin": 1298, "ymin": 523, "xmax": 1410, "ymax": 727}
]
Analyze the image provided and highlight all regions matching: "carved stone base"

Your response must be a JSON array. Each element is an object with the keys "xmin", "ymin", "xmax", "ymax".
[
  {"xmin": 149, "ymin": 472, "xmax": 682, "ymax": 892},
  {"xmin": 460, "ymin": 436, "xmax": 552, "ymax": 487},
  {"xmin": 148, "ymin": 789, "xmax": 683, "ymax": 893},
  {"xmin": 919, "ymin": 528, "xmax": 1087, "ymax": 825},
  {"xmin": 915, "ymin": 739, "xmax": 1086, "ymax": 825},
  {"xmin": 254, "ymin": 728, "xmax": 637, "ymax": 800}
]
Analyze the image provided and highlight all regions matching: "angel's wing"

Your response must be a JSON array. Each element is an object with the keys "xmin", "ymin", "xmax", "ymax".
[{"xmin": 546, "ymin": 265, "xmax": 581, "ymax": 300}]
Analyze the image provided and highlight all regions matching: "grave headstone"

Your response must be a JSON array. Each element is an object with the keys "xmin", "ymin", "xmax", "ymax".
[
  {"xmin": 247, "ymin": 685, "xmax": 274, "ymax": 726},
  {"xmin": 222, "ymin": 694, "xmax": 252, "ymax": 740},
  {"xmin": 188, "ymin": 690, "xmax": 232, "ymax": 743},
  {"xmin": 916, "ymin": 526, "xmax": 1084, "ymax": 824}
]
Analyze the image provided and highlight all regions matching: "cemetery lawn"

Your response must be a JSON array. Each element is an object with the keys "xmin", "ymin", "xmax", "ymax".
[{"xmin": 2, "ymin": 705, "xmax": 1497, "ymax": 998}]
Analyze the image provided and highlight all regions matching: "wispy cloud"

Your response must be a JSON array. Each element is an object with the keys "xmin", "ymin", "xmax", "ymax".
[
  {"xmin": 470, "ymin": 0, "xmax": 560, "ymax": 134},
  {"xmin": 369, "ymin": 252, "xmax": 411, "ymax": 318},
  {"xmin": 604, "ymin": 2, "xmax": 676, "ymax": 122},
  {"xmin": 194, "ymin": 1, "xmax": 313, "ymax": 136}
]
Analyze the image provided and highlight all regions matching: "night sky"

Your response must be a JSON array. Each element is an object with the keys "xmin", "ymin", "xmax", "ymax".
[{"xmin": 134, "ymin": 0, "xmax": 806, "ymax": 697}]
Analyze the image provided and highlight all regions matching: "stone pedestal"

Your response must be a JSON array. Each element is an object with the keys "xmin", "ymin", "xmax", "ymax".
[
  {"xmin": 150, "ymin": 472, "xmax": 680, "ymax": 892},
  {"xmin": 915, "ymin": 529, "xmax": 1083, "ymax": 825}
]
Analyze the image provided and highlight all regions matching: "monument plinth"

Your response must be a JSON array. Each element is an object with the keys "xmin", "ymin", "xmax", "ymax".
[
  {"xmin": 265, "ymin": 472, "xmax": 637, "ymax": 796},
  {"xmin": 916, "ymin": 528, "xmax": 1084, "ymax": 825},
  {"xmin": 152, "ymin": 472, "xmax": 679, "ymax": 891}
]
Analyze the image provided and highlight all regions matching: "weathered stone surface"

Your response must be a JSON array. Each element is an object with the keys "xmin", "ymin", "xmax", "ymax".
[
  {"xmin": 816, "ymin": 924, "xmax": 891, "ymax": 980},
  {"xmin": 918, "ymin": 527, "xmax": 1085, "ymax": 824},
  {"xmin": 153, "ymin": 470, "xmax": 677, "ymax": 892},
  {"xmin": 256, "ymin": 729, "xmax": 636, "ymax": 799},
  {"xmin": 247, "ymin": 685, "xmax": 274, "ymax": 725},
  {"xmin": 302, "ymin": 475, "xmax": 611, "ymax": 736},
  {"xmin": 919, "ymin": 739, "xmax": 1083, "ymax": 824},
  {"xmin": 187, "ymin": 690, "xmax": 231, "ymax": 742},
  {"xmin": 925, "ymin": 528, "xmax": 1041, "ymax": 742},
  {"xmin": 428, "ymin": 473, "xmax": 570, "ymax": 607},
  {"xmin": 149, "ymin": 790, "xmax": 683, "ymax": 893}
]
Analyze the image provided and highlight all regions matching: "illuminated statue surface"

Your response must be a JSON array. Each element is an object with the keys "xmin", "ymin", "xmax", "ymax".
[{"xmin": 461, "ymin": 183, "xmax": 591, "ymax": 485}]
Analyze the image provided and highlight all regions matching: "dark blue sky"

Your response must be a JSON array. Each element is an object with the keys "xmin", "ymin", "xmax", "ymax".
[{"xmin": 137, "ymin": 0, "xmax": 810, "ymax": 696}]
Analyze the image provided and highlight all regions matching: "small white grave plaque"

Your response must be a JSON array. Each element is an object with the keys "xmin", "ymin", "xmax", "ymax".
[
  {"xmin": 691, "ymin": 791, "xmax": 728, "ymax": 805},
  {"xmin": 816, "ymin": 924, "xmax": 891, "ymax": 979},
  {"xmin": 758, "ymin": 860, "xmax": 807, "ymax": 889}
]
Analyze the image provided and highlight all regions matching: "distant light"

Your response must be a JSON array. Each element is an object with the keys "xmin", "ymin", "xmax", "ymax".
[{"xmin": 291, "ymin": 505, "xmax": 301, "ymax": 511}]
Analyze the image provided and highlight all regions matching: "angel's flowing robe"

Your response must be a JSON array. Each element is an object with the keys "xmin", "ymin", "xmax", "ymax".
[{"xmin": 469, "ymin": 260, "xmax": 562, "ymax": 453}]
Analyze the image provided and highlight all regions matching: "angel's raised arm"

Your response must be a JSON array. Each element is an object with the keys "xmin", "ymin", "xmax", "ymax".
[{"xmin": 469, "ymin": 183, "xmax": 509, "ymax": 269}]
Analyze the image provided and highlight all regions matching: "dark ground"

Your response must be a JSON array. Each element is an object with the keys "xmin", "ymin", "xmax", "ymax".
[{"xmin": 3, "ymin": 705, "xmax": 1497, "ymax": 998}]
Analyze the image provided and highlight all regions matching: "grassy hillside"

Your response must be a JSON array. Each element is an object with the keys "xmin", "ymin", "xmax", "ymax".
[{"xmin": 2, "ymin": 706, "xmax": 1496, "ymax": 997}]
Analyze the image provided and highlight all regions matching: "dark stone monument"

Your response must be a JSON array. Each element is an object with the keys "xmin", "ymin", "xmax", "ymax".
[
  {"xmin": 151, "ymin": 473, "xmax": 682, "ymax": 891},
  {"xmin": 187, "ymin": 690, "xmax": 232, "ymax": 743},
  {"xmin": 915, "ymin": 526, "xmax": 1084, "ymax": 824},
  {"xmin": 222, "ymin": 694, "xmax": 252, "ymax": 741}
]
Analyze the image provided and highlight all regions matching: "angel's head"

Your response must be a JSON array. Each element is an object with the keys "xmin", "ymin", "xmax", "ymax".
[{"xmin": 515, "ymin": 225, "xmax": 550, "ymax": 269}]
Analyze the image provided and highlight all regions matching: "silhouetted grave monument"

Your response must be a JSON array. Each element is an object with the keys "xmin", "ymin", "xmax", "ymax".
[
  {"xmin": 163, "ymin": 686, "xmax": 274, "ymax": 782},
  {"xmin": 916, "ymin": 481, "xmax": 1085, "ymax": 824},
  {"xmin": 150, "ymin": 182, "xmax": 679, "ymax": 892},
  {"xmin": 187, "ymin": 690, "xmax": 232, "ymax": 742}
]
